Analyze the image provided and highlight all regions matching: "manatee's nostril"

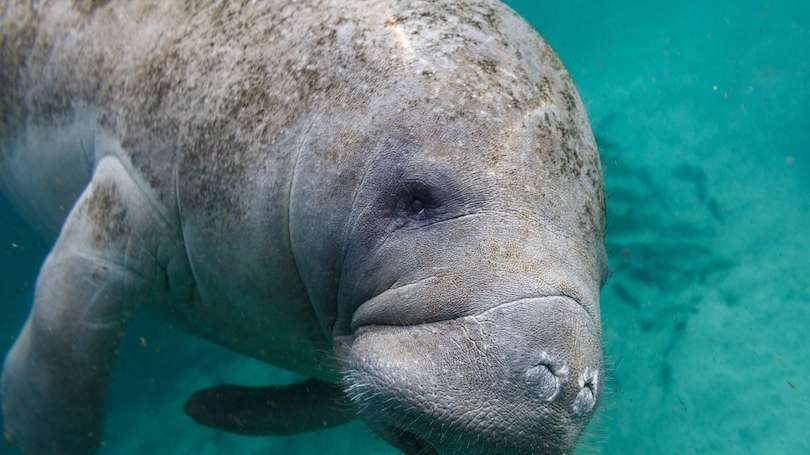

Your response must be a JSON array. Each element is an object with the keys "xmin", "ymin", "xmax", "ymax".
[
  {"xmin": 571, "ymin": 367, "xmax": 599, "ymax": 415},
  {"xmin": 525, "ymin": 352, "xmax": 567, "ymax": 402},
  {"xmin": 525, "ymin": 364, "xmax": 559, "ymax": 402}
]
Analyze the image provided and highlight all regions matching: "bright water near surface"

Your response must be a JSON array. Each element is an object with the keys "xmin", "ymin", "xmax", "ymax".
[{"xmin": 2, "ymin": 1, "xmax": 808, "ymax": 454}]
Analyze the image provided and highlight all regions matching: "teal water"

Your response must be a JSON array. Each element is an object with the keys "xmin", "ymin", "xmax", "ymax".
[{"xmin": 2, "ymin": 0, "xmax": 808, "ymax": 454}]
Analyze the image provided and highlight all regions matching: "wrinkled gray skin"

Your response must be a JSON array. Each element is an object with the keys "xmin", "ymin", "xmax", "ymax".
[{"xmin": 0, "ymin": 0, "xmax": 607, "ymax": 454}]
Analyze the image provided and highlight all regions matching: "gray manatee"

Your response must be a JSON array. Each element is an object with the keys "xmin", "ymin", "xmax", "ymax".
[{"xmin": 0, "ymin": 0, "xmax": 607, "ymax": 454}]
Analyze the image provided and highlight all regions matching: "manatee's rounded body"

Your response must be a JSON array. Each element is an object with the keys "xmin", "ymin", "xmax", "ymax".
[{"xmin": 1, "ymin": 1, "xmax": 607, "ymax": 454}]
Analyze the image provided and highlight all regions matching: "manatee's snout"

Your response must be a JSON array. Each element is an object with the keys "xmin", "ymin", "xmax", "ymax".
[{"xmin": 343, "ymin": 296, "xmax": 603, "ymax": 455}]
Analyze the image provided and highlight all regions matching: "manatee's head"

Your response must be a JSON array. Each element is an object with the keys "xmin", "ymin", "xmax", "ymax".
[
  {"xmin": 288, "ymin": 1, "xmax": 607, "ymax": 454},
  {"xmin": 333, "ymin": 124, "xmax": 606, "ymax": 455}
]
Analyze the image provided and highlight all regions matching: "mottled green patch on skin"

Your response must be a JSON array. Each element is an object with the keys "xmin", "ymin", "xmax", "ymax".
[
  {"xmin": 70, "ymin": 0, "xmax": 110, "ymax": 14},
  {"xmin": 82, "ymin": 179, "xmax": 130, "ymax": 247},
  {"xmin": 0, "ymin": 0, "xmax": 40, "ymax": 146}
]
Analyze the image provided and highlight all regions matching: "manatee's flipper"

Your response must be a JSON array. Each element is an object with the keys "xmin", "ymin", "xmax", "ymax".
[
  {"xmin": 1, "ymin": 155, "xmax": 192, "ymax": 455},
  {"xmin": 184, "ymin": 378, "xmax": 357, "ymax": 435}
]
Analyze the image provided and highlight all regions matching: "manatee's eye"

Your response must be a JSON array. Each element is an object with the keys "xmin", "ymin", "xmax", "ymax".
[
  {"xmin": 391, "ymin": 178, "xmax": 454, "ymax": 227},
  {"xmin": 410, "ymin": 199, "xmax": 425, "ymax": 215}
]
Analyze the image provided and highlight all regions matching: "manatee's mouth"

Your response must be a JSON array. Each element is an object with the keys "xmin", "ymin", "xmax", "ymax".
[
  {"xmin": 343, "ymin": 296, "xmax": 603, "ymax": 455},
  {"xmin": 363, "ymin": 418, "xmax": 438, "ymax": 455}
]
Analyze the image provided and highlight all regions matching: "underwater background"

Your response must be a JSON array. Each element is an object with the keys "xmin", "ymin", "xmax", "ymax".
[{"xmin": 1, "ymin": 0, "xmax": 808, "ymax": 453}]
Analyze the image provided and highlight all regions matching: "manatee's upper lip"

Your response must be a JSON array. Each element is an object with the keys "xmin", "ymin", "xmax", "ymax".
[{"xmin": 351, "ymin": 285, "xmax": 591, "ymax": 332}]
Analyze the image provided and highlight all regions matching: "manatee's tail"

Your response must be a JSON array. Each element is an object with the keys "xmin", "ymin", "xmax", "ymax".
[{"xmin": 183, "ymin": 378, "xmax": 357, "ymax": 435}]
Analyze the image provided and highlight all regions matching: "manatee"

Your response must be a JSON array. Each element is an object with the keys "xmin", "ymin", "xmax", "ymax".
[{"xmin": 0, "ymin": 0, "xmax": 607, "ymax": 454}]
